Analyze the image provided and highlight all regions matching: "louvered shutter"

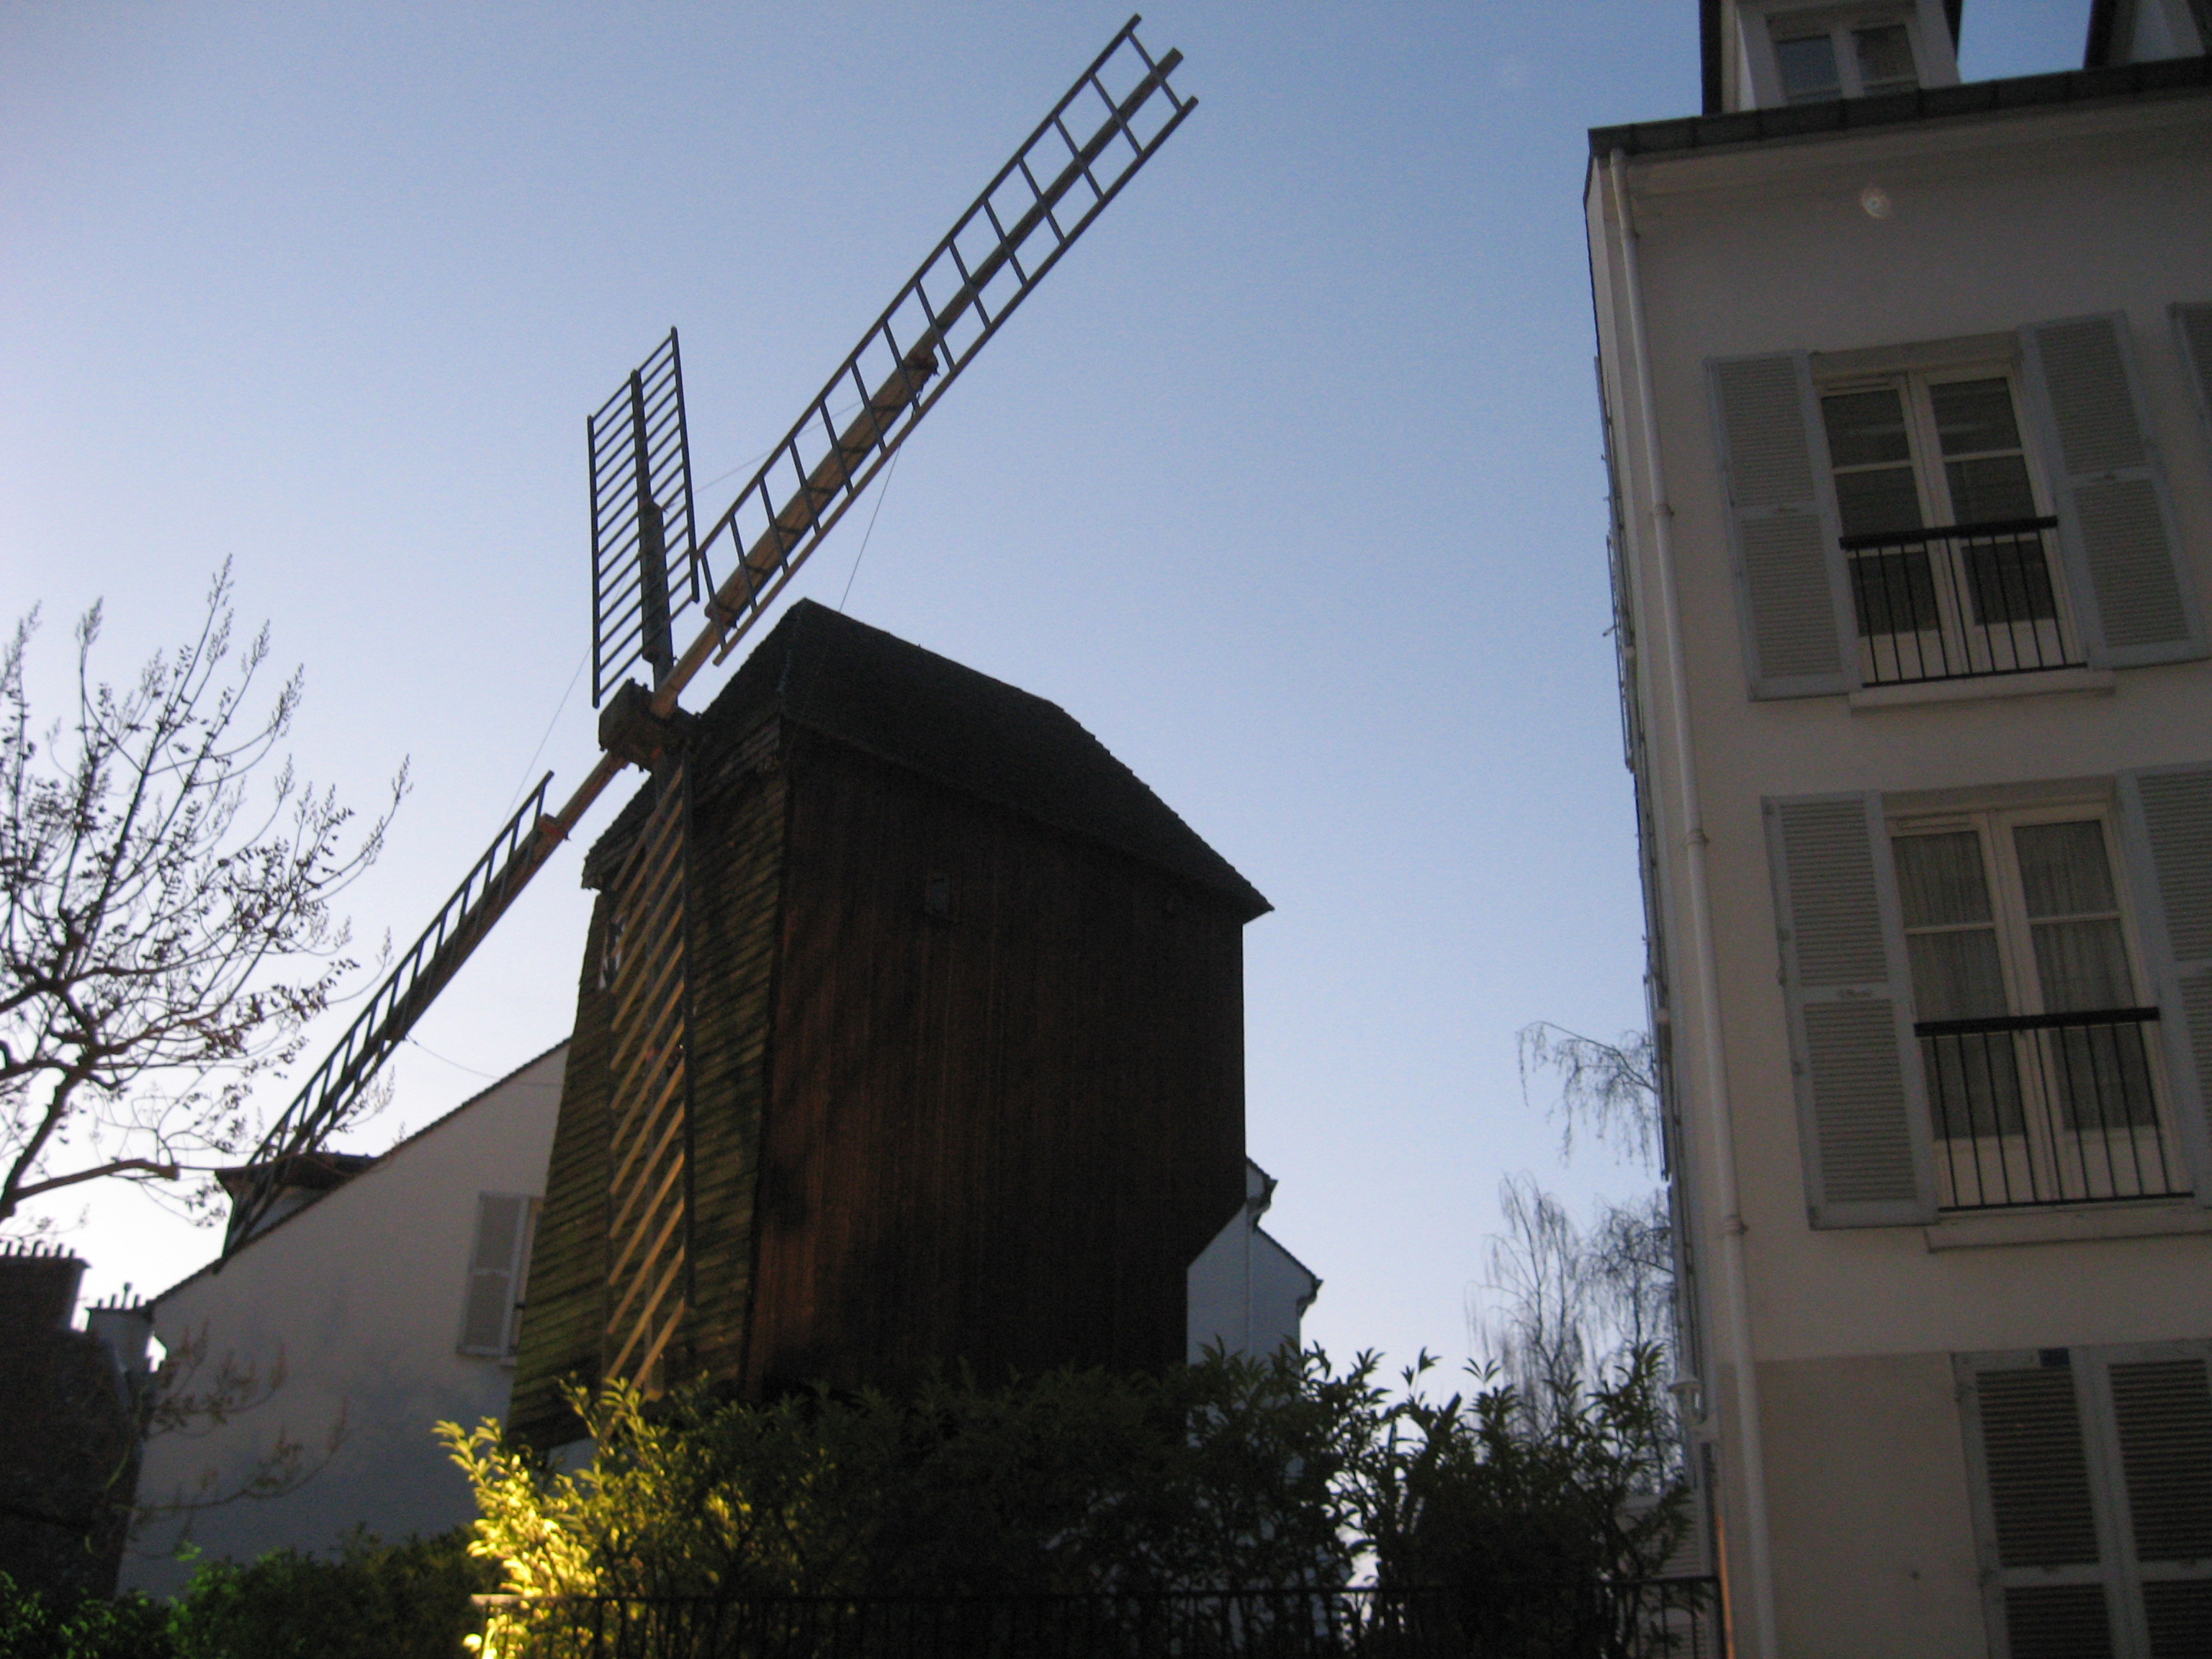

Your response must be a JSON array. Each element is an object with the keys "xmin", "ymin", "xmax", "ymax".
[
  {"xmin": 2020, "ymin": 316, "xmax": 2204, "ymax": 668},
  {"xmin": 1961, "ymin": 1356, "xmax": 2121, "ymax": 1659},
  {"xmin": 2116, "ymin": 767, "xmax": 2212, "ymax": 1208},
  {"xmin": 2107, "ymin": 1354, "xmax": 2212, "ymax": 1657},
  {"xmin": 2174, "ymin": 304, "xmax": 2212, "ymax": 444},
  {"xmin": 1765, "ymin": 793, "xmax": 1936, "ymax": 1226},
  {"xmin": 1708, "ymin": 353, "xmax": 1852, "ymax": 699},
  {"xmin": 460, "ymin": 1193, "xmax": 526, "ymax": 1356}
]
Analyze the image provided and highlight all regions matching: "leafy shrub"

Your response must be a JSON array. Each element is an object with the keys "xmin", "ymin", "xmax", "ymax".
[
  {"xmin": 443, "ymin": 1346, "xmax": 1689, "ymax": 1656},
  {"xmin": 0, "ymin": 1570, "xmax": 176, "ymax": 1659},
  {"xmin": 168, "ymin": 1528, "xmax": 490, "ymax": 1659}
]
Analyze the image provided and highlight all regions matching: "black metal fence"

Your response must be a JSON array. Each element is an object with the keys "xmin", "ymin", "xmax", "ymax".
[
  {"xmin": 475, "ymin": 1579, "xmax": 1724, "ymax": 1659},
  {"xmin": 1921, "ymin": 1007, "xmax": 2192, "ymax": 1210},
  {"xmin": 1843, "ymin": 517, "xmax": 2079, "ymax": 685}
]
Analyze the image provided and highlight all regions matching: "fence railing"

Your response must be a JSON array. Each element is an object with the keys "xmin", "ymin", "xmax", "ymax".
[
  {"xmin": 1920, "ymin": 1007, "xmax": 2191, "ymax": 1210},
  {"xmin": 474, "ymin": 1578, "xmax": 1725, "ymax": 1659},
  {"xmin": 1841, "ymin": 516, "xmax": 2079, "ymax": 685}
]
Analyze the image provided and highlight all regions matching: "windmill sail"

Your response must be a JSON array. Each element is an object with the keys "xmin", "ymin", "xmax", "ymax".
[
  {"xmin": 677, "ymin": 14, "xmax": 1195, "ymax": 683},
  {"xmin": 590, "ymin": 330, "xmax": 698, "ymax": 704},
  {"xmin": 220, "ymin": 17, "xmax": 1193, "ymax": 1252},
  {"xmin": 222, "ymin": 775, "xmax": 556, "ymax": 1251}
]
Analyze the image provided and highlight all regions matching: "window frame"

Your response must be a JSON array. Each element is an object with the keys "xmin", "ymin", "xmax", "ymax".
[
  {"xmin": 1819, "ymin": 361, "xmax": 2082, "ymax": 682},
  {"xmin": 1887, "ymin": 799, "xmax": 2154, "ymax": 1028},
  {"xmin": 1889, "ymin": 798, "xmax": 2185, "ymax": 1208},
  {"xmin": 1742, "ymin": 0, "xmax": 1941, "ymax": 106},
  {"xmin": 458, "ymin": 1190, "xmax": 542, "ymax": 1362}
]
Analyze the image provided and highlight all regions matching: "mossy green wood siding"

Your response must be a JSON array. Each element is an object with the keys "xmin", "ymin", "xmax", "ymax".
[
  {"xmin": 742, "ymin": 733, "xmax": 1247, "ymax": 1397},
  {"xmin": 508, "ymin": 899, "xmax": 614, "ymax": 1443},
  {"xmin": 680, "ymin": 736, "xmax": 788, "ymax": 1384}
]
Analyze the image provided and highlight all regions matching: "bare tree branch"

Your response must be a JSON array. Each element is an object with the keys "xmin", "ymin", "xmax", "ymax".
[{"xmin": 1, "ymin": 567, "xmax": 403, "ymax": 1231}]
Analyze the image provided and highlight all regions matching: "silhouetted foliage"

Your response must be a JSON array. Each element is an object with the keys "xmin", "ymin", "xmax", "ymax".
[{"xmin": 444, "ymin": 1348, "xmax": 1687, "ymax": 1657}]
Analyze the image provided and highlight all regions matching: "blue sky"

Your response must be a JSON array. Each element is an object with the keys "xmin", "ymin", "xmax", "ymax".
[{"xmin": 1, "ymin": 2, "xmax": 2093, "ymax": 1372}]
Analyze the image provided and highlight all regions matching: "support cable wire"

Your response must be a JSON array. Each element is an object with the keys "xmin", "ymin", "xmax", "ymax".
[{"xmin": 837, "ymin": 448, "xmax": 902, "ymax": 613}]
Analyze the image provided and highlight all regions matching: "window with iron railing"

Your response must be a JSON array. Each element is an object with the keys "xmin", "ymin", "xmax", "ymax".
[
  {"xmin": 1822, "ymin": 372, "xmax": 2086, "ymax": 686},
  {"xmin": 1893, "ymin": 811, "xmax": 2190, "ymax": 1211}
]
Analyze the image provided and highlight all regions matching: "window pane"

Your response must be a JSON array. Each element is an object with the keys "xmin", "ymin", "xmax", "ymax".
[
  {"xmin": 1895, "ymin": 831, "xmax": 1994, "ymax": 927},
  {"xmin": 1835, "ymin": 467, "xmax": 1925, "ymax": 539},
  {"xmin": 1776, "ymin": 32, "xmax": 1841, "ymax": 101},
  {"xmin": 1930, "ymin": 379, "xmax": 2023, "ymax": 457},
  {"xmin": 1851, "ymin": 548, "xmax": 1939, "ymax": 637},
  {"xmin": 2047, "ymin": 1022, "xmax": 2157, "ymax": 1130},
  {"xmin": 1909, "ymin": 930, "xmax": 2010, "ymax": 1020},
  {"xmin": 1962, "ymin": 533, "xmax": 2058, "ymax": 624},
  {"xmin": 1823, "ymin": 389, "xmax": 1915, "ymax": 467},
  {"xmin": 1945, "ymin": 456, "xmax": 2038, "ymax": 527},
  {"xmin": 1923, "ymin": 1030, "xmax": 2025, "ymax": 1136},
  {"xmin": 2031, "ymin": 920, "xmax": 2134, "ymax": 1012},
  {"xmin": 2015, "ymin": 822, "xmax": 2117, "ymax": 917},
  {"xmin": 1853, "ymin": 25, "xmax": 1919, "ymax": 94}
]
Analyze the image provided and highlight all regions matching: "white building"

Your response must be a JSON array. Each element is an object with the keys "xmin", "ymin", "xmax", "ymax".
[
  {"xmin": 1587, "ymin": 4, "xmax": 2211, "ymax": 1654},
  {"xmin": 1185, "ymin": 1159, "xmax": 1322, "ymax": 1364},
  {"xmin": 124, "ymin": 1045, "xmax": 565, "ymax": 1596}
]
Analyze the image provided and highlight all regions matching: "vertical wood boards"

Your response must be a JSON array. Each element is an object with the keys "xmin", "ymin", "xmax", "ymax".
[
  {"xmin": 742, "ymin": 735, "xmax": 1247, "ymax": 1397},
  {"xmin": 508, "ymin": 901, "xmax": 616, "ymax": 1442},
  {"xmin": 603, "ymin": 766, "xmax": 692, "ymax": 1393},
  {"xmin": 513, "ymin": 706, "xmax": 1249, "ymax": 1439},
  {"xmin": 682, "ymin": 730, "xmax": 789, "ymax": 1384}
]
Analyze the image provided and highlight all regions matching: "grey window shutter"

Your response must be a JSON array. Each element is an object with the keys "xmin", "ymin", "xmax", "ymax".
[
  {"xmin": 461, "ymin": 1193, "xmax": 526, "ymax": 1355},
  {"xmin": 1961, "ymin": 1357, "xmax": 2119, "ymax": 1659},
  {"xmin": 2116, "ymin": 767, "xmax": 2212, "ymax": 1208},
  {"xmin": 2107, "ymin": 1354, "xmax": 2212, "ymax": 1654},
  {"xmin": 2020, "ymin": 315, "xmax": 2204, "ymax": 668},
  {"xmin": 1765, "ymin": 793, "xmax": 1936, "ymax": 1226},
  {"xmin": 2175, "ymin": 304, "xmax": 2212, "ymax": 446},
  {"xmin": 1708, "ymin": 353, "xmax": 1851, "ymax": 699}
]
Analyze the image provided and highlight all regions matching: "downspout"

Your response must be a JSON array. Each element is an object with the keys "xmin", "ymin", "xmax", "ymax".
[{"xmin": 1606, "ymin": 148, "xmax": 1779, "ymax": 1657}]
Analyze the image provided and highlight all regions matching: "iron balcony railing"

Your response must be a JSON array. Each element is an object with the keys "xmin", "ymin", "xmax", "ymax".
[
  {"xmin": 1919, "ymin": 1007, "xmax": 2192, "ymax": 1211},
  {"xmin": 1841, "ymin": 516, "xmax": 2082, "ymax": 686},
  {"xmin": 476, "ymin": 1579, "xmax": 1725, "ymax": 1659}
]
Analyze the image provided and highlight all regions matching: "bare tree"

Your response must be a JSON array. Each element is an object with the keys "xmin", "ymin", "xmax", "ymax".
[
  {"xmin": 1471, "ymin": 1024, "xmax": 1675, "ymax": 1429},
  {"xmin": 1, "ymin": 568, "xmax": 401, "ymax": 1233}
]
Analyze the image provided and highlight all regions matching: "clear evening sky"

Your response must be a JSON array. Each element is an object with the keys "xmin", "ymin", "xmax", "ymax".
[{"xmin": 2, "ymin": 3, "xmax": 2089, "ymax": 1372}]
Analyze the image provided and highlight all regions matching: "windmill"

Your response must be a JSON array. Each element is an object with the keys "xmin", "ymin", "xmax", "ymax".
[{"xmin": 225, "ymin": 16, "xmax": 1197, "ymax": 1318}]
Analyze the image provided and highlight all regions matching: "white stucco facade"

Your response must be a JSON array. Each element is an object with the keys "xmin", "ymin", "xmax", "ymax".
[
  {"xmin": 124, "ymin": 1045, "xmax": 565, "ymax": 1596},
  {"xmin": 1186, "ymin": 1159, "xmax": 1321, "ymax": 1364},
  {"xmin": 1588, "ymin": 6, "xmax": 2212, "ymax": 1655}
]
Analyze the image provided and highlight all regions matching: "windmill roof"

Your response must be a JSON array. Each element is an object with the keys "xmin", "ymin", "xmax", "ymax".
[{"xmin": 588, "ymin": 601, "xmax": 1269, "ymax": 920}]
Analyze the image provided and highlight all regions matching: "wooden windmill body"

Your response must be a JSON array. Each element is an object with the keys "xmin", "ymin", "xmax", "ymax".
[
  {"xmin": 510, "ymin": 603, "xmax": 1266, "ymax": 1442},
  {"xmin": 215, "ymin": 22, "xmax": 1218, "ymax": 1438}
]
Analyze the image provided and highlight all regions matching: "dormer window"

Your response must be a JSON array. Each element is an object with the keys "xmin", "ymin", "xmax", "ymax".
[
  {"xmin": 1729, "ymin": 1, "xmax": 1958, "ymax": 112},
  {"xmin": 1774, "ymin": 17, "xmax": 1920, "ymax": 102}
]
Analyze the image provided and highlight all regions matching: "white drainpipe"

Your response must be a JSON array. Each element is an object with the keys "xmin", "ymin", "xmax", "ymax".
[{"xmin": 1608, "ymin": 146, "xmax": 1779, "ymax": 1657}]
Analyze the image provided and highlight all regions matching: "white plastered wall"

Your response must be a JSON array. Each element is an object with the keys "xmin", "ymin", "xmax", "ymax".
[
  {"xmin": 123, "ymin": 1045, "xmax": 565, "ymax": 1596},
  {"xmin": 1186, "ymin": 1159, "xmax": 1321, "ymax": 1363}
]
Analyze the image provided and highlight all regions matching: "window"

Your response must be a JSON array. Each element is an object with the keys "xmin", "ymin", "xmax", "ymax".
[
  {"xmin": 459, "ymin": 1192, "xmax": 540, "ymax": 1359},
  {"xmin": 1959, "ymin": 1343, "xmax": 2212, "ymax": 1659},
  {"xmin": 1761, "ymin": 768, "xmax": 2212, "ymax": 1230},
  {"xmin": 1891, "ymin": 806, "xmax": 2183, "ymax": 1209},
  {"xmin": 1772, "ymin": 14, "xmax": 1921, "ymax": 102},
  {"xmin": 1820, "ymin": 370, "xmax": 2078, "ymax": 683},
  {"xmin": 1709, "ymin": 317, "xmax": 2201, "ymax": 703}
]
